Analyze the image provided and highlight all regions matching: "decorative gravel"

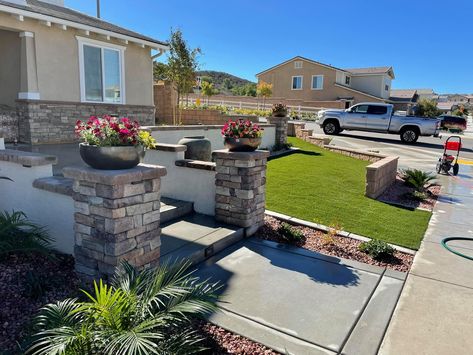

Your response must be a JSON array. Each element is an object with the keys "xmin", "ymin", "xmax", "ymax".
[
  {"xmin": 378, "ymin": 176, "xmax": 440, "ymax": 211},
  {"xmin": 0, "ymin": 253, "xmax": 279, "ymax": 354},
  {"xmin": 0, "ymin": 252, "xmax": 78, "ymax": 353},
  {"xmin": 196, "ymin": 320, "xmax": 279, "ymax": 355},
  {"xmin": 260, "ymin": 216, "xmax": 413, "ymax": 273}
]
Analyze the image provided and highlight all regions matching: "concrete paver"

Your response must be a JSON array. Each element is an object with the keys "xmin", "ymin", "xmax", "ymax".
[
  {"xmin": 197, "ymin": 238, "xmax": 405, "ymax": 354},
  {"xmin": 380, "ymin": 167, "xmax": 473, "ymax": 354}
]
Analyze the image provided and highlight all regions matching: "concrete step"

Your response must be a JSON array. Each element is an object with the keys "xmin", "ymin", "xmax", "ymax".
[
  {"xmin": 160, "ymin": 213, "xmax": 244, "ymax": 265},
  {"xmin": 160, "ymin": 197, "xmax": 194, "ymax": 224}
]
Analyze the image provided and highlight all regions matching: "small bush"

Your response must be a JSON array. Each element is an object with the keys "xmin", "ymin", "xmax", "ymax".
[
  {"xmin": 278, "ymin": 222, "xmax": 305, "ymax": 243},
  {"xmin": 322, "ymin": 222, "xmax": 342, "ymax": 246},
  {"xmin": 401, "ymin": 169, "xmax": 435, "ymax": 192},
  {"xmin": 359, "ymin": 239, "xmax": 395, "ymax": 260}
]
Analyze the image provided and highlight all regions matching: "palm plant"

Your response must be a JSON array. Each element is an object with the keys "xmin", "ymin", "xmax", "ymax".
[
  {"xmin": 27, "ymin": 260, "xmax": 221, "ymax": 355},
  {"xmin": 0, "ymin": 210, "xmax": 52, "ymax": 256},
  {"xmin": 401, "ymin": 169, "xmax": 435, "ymax": 192}
]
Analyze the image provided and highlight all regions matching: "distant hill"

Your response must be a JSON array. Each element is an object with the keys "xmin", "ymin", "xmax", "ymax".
[{"xmin": 196, "ymin": 70, "xmax": 255, "ymax": 95}]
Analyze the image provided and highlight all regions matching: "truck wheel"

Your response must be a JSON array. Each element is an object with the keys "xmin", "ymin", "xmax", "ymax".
[
  {"xmin": 323, "ymin": 121, "xmax": 340, "ymax": 135},
  {"xmin": 400, "ymin": 128, "xmax": 419, "ymax": 144}
]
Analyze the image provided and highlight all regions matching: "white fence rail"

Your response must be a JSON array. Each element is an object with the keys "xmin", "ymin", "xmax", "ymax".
[{"xmin": 180, "ymin": 97, "xmax": 327, "ymax": 115}]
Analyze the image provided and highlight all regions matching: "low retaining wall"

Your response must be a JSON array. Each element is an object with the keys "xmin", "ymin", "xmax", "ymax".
[
  {"xmin": 144, "ymin": 144, "xmax": 216, "ymax": 215},
  {"xmin": 323, "ymin": 146, "xmax": 386, "ymax": 163},
  {"xmin": 365, "ymin": 156, "xmax": 399, "ymax": 199},
  {"xmin": 145, "ymin": 124, "xmax": 277, "ymax": 151}
]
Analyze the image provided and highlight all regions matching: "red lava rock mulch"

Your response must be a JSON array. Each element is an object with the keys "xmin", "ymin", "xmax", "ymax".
[
  {"xmin": 378, "ymin": 176, "xmax": 440, "ymax": 211},
  {"xmin": 0, "ymin": 253, "xmax": 280, "ymax": 354},
  {"xmin": 0, "ymin": 253, "xmax": 79, "ymax": 353},
  {"xmin": 196, "ymin": 320, "xmax": 279, "ymax": 355},
  {"xmin": 259, "ymin": 216, "xmax": 413, "ymax": 273}
]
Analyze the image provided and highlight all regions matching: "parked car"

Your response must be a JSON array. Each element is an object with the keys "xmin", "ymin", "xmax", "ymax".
[
  {"xmin": 438, "ymin": 115, "xmax": 467, "ymax": 132},
  {"xmin": 317, "ymin": 103, "xmax": 440, "ymax": 143}
]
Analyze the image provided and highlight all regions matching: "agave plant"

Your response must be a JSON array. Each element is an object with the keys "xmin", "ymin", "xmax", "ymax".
[
  {"xmin": 0, "ymin": 210, "xmax": 52, "ymax": 256},
  {"xmin": 27, "ymin": 260, "xmax": 221, "ymax": 355},
  {"xmin": 401, "ymin": 169, "xmax": 435, "ymax": 192}
]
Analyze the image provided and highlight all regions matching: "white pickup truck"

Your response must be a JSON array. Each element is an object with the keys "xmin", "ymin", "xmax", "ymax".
[{"xmin": 317, "ymin": 103, "xmax": 440, "ymax": 143}]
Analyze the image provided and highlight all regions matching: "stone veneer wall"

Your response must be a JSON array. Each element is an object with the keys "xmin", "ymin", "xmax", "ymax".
[
  {"xmin": 214, "ymin": 149, "xmax": 269, "ymax": 237},
  {"xmin": 63, "ymin": 164, "xmax": 166, "ymax": 279},
  {"xmin": 157, "ymin": 107, "xmax": 257, "ymax": 126},
  {"xmin": 0, "ymin": 105, "xmax": 19, "ymax": 142},
  {"xmin": 267, "ymin": 116, "xmax": 289, "ymax": 146},
  {"xmin": 365, "ymin": 157, "xmax": 399, "ymax": 199},
  {"xmin": 16, "ymin": 100, "xmax": 155, "ymax": 144}
]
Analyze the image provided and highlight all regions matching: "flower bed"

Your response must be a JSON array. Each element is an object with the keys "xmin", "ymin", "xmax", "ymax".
[
  {"xmin": 0, "ymin": 252, "xmax": 279, "ymax": 354},
  {"xmin": 259, "ymin": 216, "xmax": 413, "ymax": 272},
  {"xmin": 378, "ymin": 175, "xmax": 440, "ymax": 211}
]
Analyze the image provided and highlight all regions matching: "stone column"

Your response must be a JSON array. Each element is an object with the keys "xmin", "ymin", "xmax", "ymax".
[
  {"xmin": 18, "ymin": 32, "xmax": 40, "ymax": 100},
  {"xmin": 267, "ymin": 116, "xmax": 289, "ymax": 146},
  {"xmin": 63, "ymin": 164, "xmax": 167, "ymax": 279},
  {"xmin": 213, "ymin": 149, "xmax": 270, "ymax": 237}
]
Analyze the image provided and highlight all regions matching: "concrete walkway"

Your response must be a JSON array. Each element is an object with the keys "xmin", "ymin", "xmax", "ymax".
[
  {"xmin": 197, "ymin": 238, "xmax": 406, "ymax": 355},
  {"xmin": 379, "ymin": 166, "xmax": 473, "ymax": 354}
]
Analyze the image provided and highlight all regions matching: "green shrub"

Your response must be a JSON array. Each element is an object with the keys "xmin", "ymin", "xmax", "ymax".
[
  {"xmin": 401, "ymin": 169, "xmax": 435, "ymax": 192},
  {"xmin": 27, "ymin": 260, "xmax": 221, "ymax": 355},
  {"xmin": 359, "ymin": 239, "xmax": 395, "ymax": 259},
  {"xmin": 416, "ymin": 98, "xmax": 440, "ymax": 118},
  {"xmin": 278, "ymin": 222, "xmax": 305, "ymax": 243},
  {"xmin": 0, "ymin": 211, "xmax": 52, "ymax": 256}
]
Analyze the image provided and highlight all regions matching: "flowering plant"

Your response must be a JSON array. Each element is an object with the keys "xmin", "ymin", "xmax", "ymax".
[
  {"xmin": 272, "ymin": 103, "xmax": 288, "ymax": 117},
  {"xmin": 75, "ymin": 116, "xmax": 156, "ymax": 148},
  {"xmin": 221, "ymin": 119, "xmax": 263, "ymax": 139}
]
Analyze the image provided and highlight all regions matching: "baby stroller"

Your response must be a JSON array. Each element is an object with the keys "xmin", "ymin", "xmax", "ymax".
[{"xmin": 436, "ymin": 136, "xmax": 461, "ymax": 176}]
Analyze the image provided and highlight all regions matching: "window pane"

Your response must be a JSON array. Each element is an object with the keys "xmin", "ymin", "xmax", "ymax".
[
  {"xmin": 312, "ymin": 75, "xmax": 323, "ymax": 89},
  {"xmin": 104, "ymin": 49, "xmax": 121, "ymax": 103},
  {"xmin": 84, "ymin": 45, "xmax": 103, "ymax": 102},
  {"xmin": 292, "ymin": 76, "xmax": 302, "ymax": 89},
  {"xmin": 367, "ymin": 105, "xmax": 388, "ymax": 115},
  {"xmin": 353, "ymin": 105, "xmax": 369, "ymax": 113}
]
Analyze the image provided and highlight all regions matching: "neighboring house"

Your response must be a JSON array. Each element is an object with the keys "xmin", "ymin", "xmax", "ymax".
[
  {"xmin": 256, "ymin": 56, "xmax": 395, "ymax": 108},
  {"xmin": 0, "ymin": 0, "xmax": 167, "ymax": 144},
  {"xmin": 389, "ymin": 89, "xmax": 419, "ymax": 111},
  {"xmin": 415, "ymin": 88, "xmax": 435, "ymax": 100}
]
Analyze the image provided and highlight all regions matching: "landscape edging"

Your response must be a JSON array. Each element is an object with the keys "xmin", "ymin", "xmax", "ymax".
[{"xmin": 265, "ymin": 210, "xmax": 417, "ymax": 255}]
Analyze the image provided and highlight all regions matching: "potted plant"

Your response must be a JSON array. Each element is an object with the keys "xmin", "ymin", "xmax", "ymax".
[
  {"xmin": 271, "ymin": 103, "xmax": 288, "ymax": 117},
  {"xmin": 222, "ymin": 119, "xmax": 263, "ymax": 152},
  {"xmin": 75, "ymin": 116, "xmax": 156, "ymax": 170}
]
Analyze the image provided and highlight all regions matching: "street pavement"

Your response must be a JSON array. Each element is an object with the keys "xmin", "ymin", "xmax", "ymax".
[{"xmin": 303, "ymin": 121, "xmax": 473, "ymax": 171}]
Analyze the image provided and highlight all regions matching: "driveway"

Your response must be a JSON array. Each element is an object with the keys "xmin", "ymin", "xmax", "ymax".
[{"xmin": 303, "ymin": 122, "xmax": 473, "ymax": 171}]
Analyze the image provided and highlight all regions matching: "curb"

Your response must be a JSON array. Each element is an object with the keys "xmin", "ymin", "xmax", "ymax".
[{"xmin": 265, "ymin": 210, "xmax": 417, "ymax": 255}]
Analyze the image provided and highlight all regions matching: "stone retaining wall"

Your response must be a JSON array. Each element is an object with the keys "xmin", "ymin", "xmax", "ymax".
[
  {"xmin": 0, "ymin": 105, "xmax": 19, "ymax": 142},
  {"xmin": 16, "ymin": 100, "xmax": 155, "ymax": 144},
  {"xmin": 157, "ymin": 107, "xmax": 257, "ymax": 125},
  {"xmin": 323, "ymin": 146, "xmax": 386, "ymax": 163},
  {"xmin": 365, "ymin": 156, "xmax": 399, "ymax": 199}
]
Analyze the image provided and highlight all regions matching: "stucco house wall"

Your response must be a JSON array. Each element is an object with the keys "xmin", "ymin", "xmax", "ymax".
[
  {"xmin": 350, "ymin": 75, "xmax": 389, "ymax": 100},
  {"xmin": 0, "ymin": 29, "xmax": 21, "ymax": 107}
]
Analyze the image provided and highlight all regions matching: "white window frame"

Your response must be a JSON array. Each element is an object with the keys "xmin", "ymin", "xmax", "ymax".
[
  {"xmin": 76, "ymin": 36, "xmax": 126, "ymax": 104},
  {"xmin": 294, "ymin": 60, "xmax": 303, "ymax": 69},
  {"xmin": 311, "ymin": 75, "xmax": 324, "ymax": 90},
  {"xmin": 291, "ymin": 75, "xmax": 303, "ymax": 90}
]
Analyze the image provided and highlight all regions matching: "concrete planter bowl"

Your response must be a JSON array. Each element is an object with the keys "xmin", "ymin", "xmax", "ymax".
[
  {"xmin": 79, "ymin": 143, "xmax": 145, "ymax": 170},
  {"xmin": 224, "ymin": 137, "xmax": 262, "ymax": 152}
]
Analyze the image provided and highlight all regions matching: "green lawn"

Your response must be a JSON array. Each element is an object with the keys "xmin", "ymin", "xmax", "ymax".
[{"xmin": 266, "ymin": 137, "xmax": 431, "ymax": 249}]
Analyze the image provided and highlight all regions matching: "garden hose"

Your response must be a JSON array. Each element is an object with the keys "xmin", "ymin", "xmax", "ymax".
[{"xmin": 441, "ymin": 237, "xmax": 473, "ymax": 261}]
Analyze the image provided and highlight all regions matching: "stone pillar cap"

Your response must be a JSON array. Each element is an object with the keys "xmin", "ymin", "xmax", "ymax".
[
  {"xmin": 212, "ymin": 149, "xmax": 270, "ymax": 160},
  {"xmin": 63, "ymin": 164, "xmax": 167, "ymax": 185}
]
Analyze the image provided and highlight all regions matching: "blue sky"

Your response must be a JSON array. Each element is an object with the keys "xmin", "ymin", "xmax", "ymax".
[{"xmin": 66, "ymin": 0, "xmax": 473, "ymax": 93}]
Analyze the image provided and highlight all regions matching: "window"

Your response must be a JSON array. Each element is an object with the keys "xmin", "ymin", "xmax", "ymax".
[
  {"xmin": 367, "ymin": 105, "xmax": 388, "ymax": 115},
  {"xmin": 292, "ymin": 76, "xmax": 303, "ymax": 90},
  {"xmin": 385, "ymin": 84, "xmax": 389, "ymax": 91},
  {"xmin": 345, "ymin": 76, "xmax": 351, "ymax": 85},
  {"xmin": 78, "ymin": 37, "xmax": 125, "ymax": 104},
  {"xmin": 311, "ymin": 75, "xmax": 324, "ymax": 90},
  {"xmin": 294, "ymin": 61, "xmax": 303, "ymax": 69},
  {"xmin": 351, "ymin": 105, "xmax": 369, "ymax": 113}
]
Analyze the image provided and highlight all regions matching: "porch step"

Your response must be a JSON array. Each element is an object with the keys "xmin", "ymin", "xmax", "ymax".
[
  {"xmin": 160, "ymin": 197, "xmax": 194, "ymax": 224},
  {"xmin": 160, "ymin": 213, "xmax": 244, "ymax": 265}
]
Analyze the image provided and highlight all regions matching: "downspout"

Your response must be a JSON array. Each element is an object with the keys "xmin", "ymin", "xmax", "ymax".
[{"xmin": 151, "ymin": 49, "xmax": 165, "ymax": 60}]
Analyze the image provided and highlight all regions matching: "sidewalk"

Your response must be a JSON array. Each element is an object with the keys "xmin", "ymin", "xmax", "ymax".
[{"xmin": 379, "ymin": 166, "xmax": 473, "ymax": 354}]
